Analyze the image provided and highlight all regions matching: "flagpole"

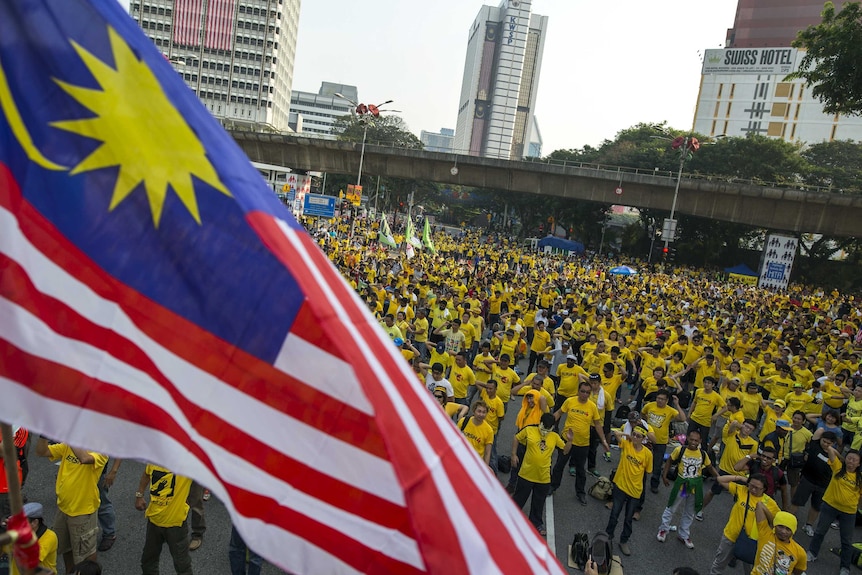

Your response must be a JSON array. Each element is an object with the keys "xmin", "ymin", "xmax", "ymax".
[{"xmin": 1, "ymin": 423, "xmax": 23, "ymax": 518}]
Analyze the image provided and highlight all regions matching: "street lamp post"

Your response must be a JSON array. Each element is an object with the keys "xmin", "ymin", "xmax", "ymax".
[{"xmin": 651, "ymin": 134, "xmax": 701, "ymax": 252}]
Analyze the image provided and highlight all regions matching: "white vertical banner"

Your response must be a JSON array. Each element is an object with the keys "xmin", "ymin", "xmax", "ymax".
[{"xmin": 759, "ymin": 234, "xmax": 797, "ymax": 290}]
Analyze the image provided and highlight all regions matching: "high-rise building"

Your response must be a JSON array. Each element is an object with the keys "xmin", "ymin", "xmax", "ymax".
[
  {"xmin": 453, "ymin": 0, "xmax": 548, "ymax": 160},
  {"xmin": 726, "ymin": 0, "xmax": 834, "ymax": 48},
  {"xmin": 420, "ymin": 128, "xmax": 455, "ymax": 153},
  {"xmin": 289, "ymin": 82, "xmax": 357, "ymax": 137},
  {"xmin": 129, "ymin": 0, "xmax": 300, "ymax": 132}
]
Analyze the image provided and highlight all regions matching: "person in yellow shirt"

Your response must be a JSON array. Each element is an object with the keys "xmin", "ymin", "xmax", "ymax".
[
  {"xmin": 527, "ymin": 320, "xmax": 552, "ymax": 373},
  {"xmin": 555, "ymin": 354, "xmax": 589, "ymax": 404},
  {"xmin": 470, "ymin": 341, "xmax": 495, "ymax": 404},
  {"xmin": 433, "ymin": 386, "xmax": 468, "ymax": 422},
  {"xmin": 807, "ymin": 447, "xmax": 862, "ymax": 573},
  {"xmin": 412, "ymin": 308, "xmax": 430, "ymax": 360},
  {"xmin": 604, "ymin": 426, "xmax": 653, "ymax": 556},
  {"xmin": 488, "ymin": 354, "xmax": 519, "ymax": 403},
  {"xmin": 457, "ymin": 402, "xmax": 495, "ymax": 466},
  {"xmin": 3, "ymin": 502, "xmax": 58, "ymax": 575},
  {"xmin": 686, "ymin": 376, "xmax": 726, "ymax": 446},
  {"xmin": 700, "ymin": 418, "xmax": 759, "ymax": 521},
  {"xmin": 135, "ymin": 464, "xmax": 193, "ymax": 575},
  {"xmin": 642, "ymin": 390, "xmax": 687, "ymax": 494},
  {"xmin": 551, "ymin": 382, "xmax": 610, "ymax": 504},
  {"xmin": 511, "ymin": 413, "xmax": 573, "ymax": 536},
  {"xmin": 708, "ymin": 473, "xmax": 781, "ymax": 574},
  {"xmin": 36, "ymin": 438, "xmax": 107, "ymax": 574},
  {"xmin": 512, "ymin": 374, "xmax": 555, "ymax": 410},
  {"xmin": 750, "ymin": 507, "xmax": 807, "ymax": 575},
  {"xmin": 449, "ymin": 352, "xmax": 476, "ymax": 405}
]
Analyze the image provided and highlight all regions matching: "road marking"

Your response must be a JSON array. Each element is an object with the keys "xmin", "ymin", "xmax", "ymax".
[{"xmin": 546, "ymin": 492, "xmax": 556, "ymax": 554}]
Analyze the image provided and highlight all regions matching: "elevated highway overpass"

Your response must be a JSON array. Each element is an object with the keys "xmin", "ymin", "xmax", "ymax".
[{"xmin": 230, "ymin": 131, "xmax": 862, "ymax": 238}]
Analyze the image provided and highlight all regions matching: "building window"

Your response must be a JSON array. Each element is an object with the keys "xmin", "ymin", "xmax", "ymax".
[
  {"xmin": 767, "ymin": 122, "xmax": 784, "ymax": 137},
  {"xmin": 713, "ymin": 101, "xmax": 720, "ymax": 116},
  {"xmin": 774, "ymin": 83, "xmax": 792, "ymax": 98},
  {"xmin": 729, "ymin": 84, "xmax": 735, "ymax": 98},
  {"xmin": 717, "ymin": 84, "xmax": 723, "ymax": 99},
  {"xmin": 726, "ymin": 102, "xmax": 732, "ymax": 117},
  {"xmin": 771, "ymin": 103, "xmax": 789, "ymax": 117}
]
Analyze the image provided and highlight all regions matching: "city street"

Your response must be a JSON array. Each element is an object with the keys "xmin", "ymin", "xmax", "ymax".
[{"xmin": 19, "ymin": 367, "xmax": 850, "ymax": 574}]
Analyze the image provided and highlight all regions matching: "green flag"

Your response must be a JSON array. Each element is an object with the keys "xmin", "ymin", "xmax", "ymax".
[
  {"xmin": 422, "ymin": 218, "xmax": 436, "ymax": 254},
  {"xmin": 378, "ymin": 213, "xmax": 397, "ymax": 248},
  {"xmin": 405, "ymin": 216, "xmax": 422, "ymax": 248}
]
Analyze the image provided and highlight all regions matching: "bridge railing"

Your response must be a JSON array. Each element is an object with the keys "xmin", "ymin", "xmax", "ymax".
[{"xmin": 259, "ymin": 132, "xmax": 858, "ymax": 196}]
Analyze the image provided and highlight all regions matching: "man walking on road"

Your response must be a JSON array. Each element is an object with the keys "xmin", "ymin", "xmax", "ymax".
[
  {"xmin": 136, "ymin": 464, "xmax": 194, "ymax": 575},
  {"xmin": 605, "ymin": 425, "xmax": 653, "ymax": 556}
]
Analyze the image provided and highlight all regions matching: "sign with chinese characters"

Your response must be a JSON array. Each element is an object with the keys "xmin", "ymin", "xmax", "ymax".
[{"xmin": 758, "ymin": 234, "xmax": 797, "ymax": 290}]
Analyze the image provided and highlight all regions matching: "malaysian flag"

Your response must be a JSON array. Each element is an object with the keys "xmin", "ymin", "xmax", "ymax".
[
  {"xmin": 173, "ymin": 0, "xmax": 204, "ymax": 47},
  {"xmin": 0, "ymin": 1, "xmax": 564, "ymax": 574},
  {"xmin": 204, "ymin": 0, "xmax": 237, "ymax": 51}
]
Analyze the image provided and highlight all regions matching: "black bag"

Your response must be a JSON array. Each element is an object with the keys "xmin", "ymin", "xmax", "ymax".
[
  {"xmin": 614, "ymin": 405, "xmax": 630, "ymax": 420},
  {"xmin": 789, "ymin": 452, "xmax": 805, "ymax": 469},
  {"xmin": 732, "ymin": 492, "xmax": 758, "ymax": 564},
  {"xmin": 590, "ymin": 531, "xmax": 613, "ymax": 575},
  {"xmin": 570, "ymin": 532, "xmax": 590, "ymax": 570},
  {"xmin": 497, "ymin": 455, "xmax": 512, "ymax": 474}
]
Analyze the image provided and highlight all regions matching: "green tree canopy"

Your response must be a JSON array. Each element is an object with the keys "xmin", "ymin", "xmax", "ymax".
[
  {"xmin": 801, "ymin": 139, "xmax": 862, "ymax": 192},
  {"xmin": 788, "ymin": 1, "xmax": 862, "ymax": 116},
  {"xmin": 332, "ymin": 114, "xmax": 423, "ymax": 149}
]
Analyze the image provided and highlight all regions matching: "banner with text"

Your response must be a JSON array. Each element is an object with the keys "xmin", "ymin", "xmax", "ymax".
[{"xmin": 702, "ymin": 48, "xmax": 799, "ymax": 76}]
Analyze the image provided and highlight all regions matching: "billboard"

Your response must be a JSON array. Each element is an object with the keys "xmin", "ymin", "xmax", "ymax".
[
  {"xmin": 702, "ymin": 48, "xmax": 798, "ymax": 76},
  {"xmin": 758, "ymin": 234, "xmax": 797, "ymax": 290},
  {"xmin": 302, "ymin": 193, "xmax": 336, "ymax": 218}
]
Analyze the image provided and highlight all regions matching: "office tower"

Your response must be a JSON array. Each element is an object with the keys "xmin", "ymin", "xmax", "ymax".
[
  {"xmin": 420, "ymin": 128, "xmax": 455, "ymax": 153},
  {"xmin": 129, "ymin": 0, "xmax": 300, "ymax": 132},
  {"xmin": 453, "ymin": 0, "xmax": 548, "ymax": 160},
  {"xmin": 726, "ymin": 0, "xmax": 836, "ymax": 48},
  {"xmin": 289, "ymin": 82, "xmax": 357, "ymax": 137}
]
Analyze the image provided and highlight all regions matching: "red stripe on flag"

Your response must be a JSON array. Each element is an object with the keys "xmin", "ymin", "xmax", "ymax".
[
  {"xmin": 248, "ymin": 213, "xmax": 561, "ymax": 574},
  {"xmin": 0, "ymin": 251, "xmax": 411, "ymax": 536},
  {"xmin": 173, "ymin": 0, "xmax": 203, "ymax": 47},
  {"xmin": 0, "ymin": 343, "xmax": 423, "ymax": 575},
  {"xmin": 0, "ymin": 165, "xmax": 384, "ymax": 459},
  {"xmin": 204, "ymin": 0, "xmax": 234, "ymax": 51}
]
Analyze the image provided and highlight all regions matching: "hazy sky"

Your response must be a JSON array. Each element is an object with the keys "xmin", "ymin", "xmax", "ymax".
[
  {"xmin": 292, "ymin": 0, "xmax": 739, "ymax": 153},
  {"xmin": 118, "ymin": 0, "xmax": 741, "ymax": 153}
]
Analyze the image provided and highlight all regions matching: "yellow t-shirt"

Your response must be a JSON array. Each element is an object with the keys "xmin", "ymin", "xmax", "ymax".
[
  {"xmin": 458, "ymin": 417, "xmax": 495, "ymax": 458},
  {"xmin": 47, "ymin": 444, "xmax": 108, "ymax": 516},
  {"xmin": 449, "ymin": 364, "xmax": 476, "ymax": 399},
  {"xmin": 641, "ymin": 402, "xmax": 679, "ymax": 444},
  {"xmin": 515, "ymin": 426, "xmax": 566, "ymax": 484},
  {"xmin": 690, "ymin": 389, "xmax": 726, "ymax": 427},
  {"xmin": 741, "ymin": 392, "xmax": 763, "ymax": 421},
  {"xmin": 145, "ymin": 465, "xmax": 193, "ymax": 528},
  {"xmin": 472, "ymin": 353, "xmax": 495, "ymax": 383},
  {"xmin": 479, "ymin": 389, "xmax": 506, "ymax": 434},
  {"xmin": 823, "ymin": 456, "xmax": 862, "ymax": 514},
  {"xmin": 493, "ymin": 366, "xmax": 520, "ymax": 403},
  {"xmin": 412, "ymin": 317, "xmax": 429, "ymax": 343},
  {"xmin": 750, "ymin": 518, "xmax": 807, "ymax": 575},
  {"xmin": 723, "ymin": 482, "xmax": 779, "ymax": 542},
  {"xmin": 557, "ymin": 363, "xmax": 588, "ymax": 398},
  {"xmin": 719, "ymin": 427, "xmax": 759, "ymax": 476},
  {"xmin": 613, "ymin": 439, "xmax": 652, "ymax": 498},
  {"xmin": 667, "ymin": 446, "xmax": 712, "ymax": 479},
  {"xmin": 559, "ymin": 398, "xmax": 600, "ymax": 447},
  {"xmin": 530, "ymin": 329, "xmax": 552, "ymax": 353},
  {"xmin": 444, "ymin": 402, "xmax": 463, "ymax": 420}
]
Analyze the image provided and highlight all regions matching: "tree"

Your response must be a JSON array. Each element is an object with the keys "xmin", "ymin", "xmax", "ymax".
[
  {"xmin": 788, "ymin": 2, "xmax": 862, "ymax": 116},
  {"xmin": 332, "ymin": 114, "xmax": 423, "ymax": 149},
  {"xmin": 801, "ymin": 139, "xmax": 862, "ymax": 192},
  {"xmin": 687, "ymin": 135, "xmax": 809, "ymax": 183}
]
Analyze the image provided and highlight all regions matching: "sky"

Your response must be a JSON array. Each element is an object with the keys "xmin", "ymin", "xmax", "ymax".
[
  {"xmin": 291, "ymin": 0, "xmax": 740, "ymax": 153},
  {"xmin": 117, "ymin": 0, "xmax": 741, "ymax": 153}
]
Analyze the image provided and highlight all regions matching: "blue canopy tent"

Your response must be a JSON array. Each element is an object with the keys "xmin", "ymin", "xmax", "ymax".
[
  {"xmin": 724, "ymin": 263, "xmax": 757, "ymax": 276},
  {"xmin": 537, "ymin": 236, "xmax": 585, "ymax": 254}
]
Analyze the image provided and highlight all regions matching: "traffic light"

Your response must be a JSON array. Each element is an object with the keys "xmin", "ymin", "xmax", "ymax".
[
  {"xmin": 668, "ymin": 246, "xmax": 677, "ymax": 261},
  {"xmin": 662, "ymin": 246, "xmax": 669, "ymax": 258}
]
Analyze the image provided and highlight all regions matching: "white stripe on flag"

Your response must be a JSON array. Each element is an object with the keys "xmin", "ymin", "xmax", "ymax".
[
  {"xmin": 274, "ymin": 332, "xmax": 375, "ymax": 415},
  {"xmin": 0, "ymin": 206, "xmax": 405, "ymax": 506},
  {"xmin": 278, "ymin": 220, "xmax": 564, "ymax": 574},
  {"xmin": 0, "ymin": 378, "xmax": 370, "ymax": 575}
]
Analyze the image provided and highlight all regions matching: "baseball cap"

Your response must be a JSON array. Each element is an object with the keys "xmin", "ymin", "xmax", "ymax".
[
  {"xmin": 23, "ymin": 502, "xmax": 43, "ymax": 519},
  {"xmin": 566, "ymin": 354, "xmax": 577, "ymax": 361},
  {"xmin": 776, "ymin": 419, "xmax": 792, "ymax": 431},
  {"xmin": 773, "ymin": 399, "xmax": 786, "ymax": 409},
  {"xmin": 393, "ymin": 337, "xmax": 404, "ymax": 347},
  {"xmin": 589, "ymin": 373, "xmax": 600, "ymax": 380}
]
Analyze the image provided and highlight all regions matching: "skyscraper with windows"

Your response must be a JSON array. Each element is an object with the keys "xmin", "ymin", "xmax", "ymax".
[
  {"xmin": 453, "ymin": 0, "xmax": 548, "ymax": 160},
  {"xmin": 129, "ymin": 0, "xmax": 300, "ymax": 132}
]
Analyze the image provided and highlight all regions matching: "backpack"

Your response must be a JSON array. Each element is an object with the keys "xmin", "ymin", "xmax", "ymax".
[
  {"xmin": 497, "ymin": 455, "xmax": 512, "ymax": 474},
  {"xmin": 589, "ymin": 476, "xmax": 613, "ymax": 501},
  {"xmin": 570, "ymin": 532, "xmax": 590, "ymax": 570},
  {"xmin": 614, "ymin": 405, "xmax": 630, "ymax": 420},
  {"xmin": 667, "ymin": 446, "xmax": 708, "ymax": 481},
  {"xmin": 590, "ymin": 531, "xmax": 613, "ymax": 575}
]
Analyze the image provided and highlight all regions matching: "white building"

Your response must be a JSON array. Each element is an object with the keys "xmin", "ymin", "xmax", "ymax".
[
  {"xmin": 453, "ymin": 0, "xmax": 548, "ymax": 160},
  {"xmin": 420, "ymin": 128, "xmax": 455, "ymax": 153},
  {"xmin": 129, "ymin": 0, "xmax": 300, "ymax": 132},
  {"xmin": 693, "ymin": 47, "xmax": 862, "ymax": 144},
  {"xmin": 289, "ymin": 82, "xmax": 357, "ymax": 137}
]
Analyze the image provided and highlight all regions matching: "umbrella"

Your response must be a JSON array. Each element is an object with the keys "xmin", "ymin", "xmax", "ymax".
[{"xmin": 609, "ymin": 266, "xmax": 638, "ymax": 276}]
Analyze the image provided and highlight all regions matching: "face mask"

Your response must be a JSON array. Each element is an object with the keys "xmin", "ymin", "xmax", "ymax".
[{"xmin": 539, "ymin": 424, "xmax": 551, "ymax": 438}]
